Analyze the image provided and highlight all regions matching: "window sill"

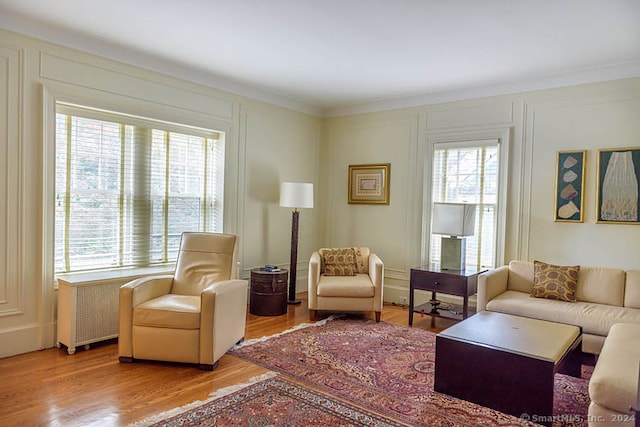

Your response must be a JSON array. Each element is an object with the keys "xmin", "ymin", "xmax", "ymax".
[{"xmin": 54, "ymin": 265, "xmax": 175, "ymax": 290}]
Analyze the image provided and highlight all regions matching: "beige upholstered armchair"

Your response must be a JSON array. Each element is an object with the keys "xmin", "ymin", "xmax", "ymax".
[
  {"xmin": 118, "ymin": 232, "xmax": 248, "ymax": 370},
  {"xmin": 308, "ymin": 247, "xmax": 384, "ymax": 322}
]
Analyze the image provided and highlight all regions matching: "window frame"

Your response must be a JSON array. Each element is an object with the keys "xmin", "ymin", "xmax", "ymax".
[{"xmin": 422, "ymin": 128, "xmax": 510, "ymax": 268}]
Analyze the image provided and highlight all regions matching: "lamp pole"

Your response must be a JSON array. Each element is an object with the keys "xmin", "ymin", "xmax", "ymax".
[{"xmin": 288, "ymin": 209, "xmax": 301, "ymax": 304}]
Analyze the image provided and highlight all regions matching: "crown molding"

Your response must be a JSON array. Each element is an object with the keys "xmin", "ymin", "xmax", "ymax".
[
  {"xmin": 0, "ymin": 13, "xmax": 324, "ymax": 117},
  {"xmin": 2, "ymin": 10, "xmax": 639, "ymax": 119},
  {"xmin": 322, "ymin": 60, "xmax": 640, "ymax": 118}
]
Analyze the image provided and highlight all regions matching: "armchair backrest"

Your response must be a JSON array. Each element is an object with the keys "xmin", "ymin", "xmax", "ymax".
[
  {"xmin": 171, "ymin": 232, "xmax": 238, "ymax": 296},
  {"xmin": 318, "ymin": 247, "xmax": 370, "ymax": 274}
]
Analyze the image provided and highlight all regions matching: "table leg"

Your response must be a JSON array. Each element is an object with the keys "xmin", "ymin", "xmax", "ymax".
[
  {"xmin": 463, "ymin": 295, "xmax": 469, "ymax": 319},
  {"xmin": 408, "ymin": 285, "xmax": 414, "ymax": 326}
]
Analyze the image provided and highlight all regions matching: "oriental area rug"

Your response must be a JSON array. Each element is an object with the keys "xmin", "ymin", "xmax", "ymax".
[
  {"xmin": 230, "ymin": 317, "xmax": 591, "ymax": 427},
  {"xmin": 130, "ymin": 372, "xmax": 403, "ymax": 427},
  {"xmin": 133, "ymin": 317, "xmax": 591, "ymax": 427}
]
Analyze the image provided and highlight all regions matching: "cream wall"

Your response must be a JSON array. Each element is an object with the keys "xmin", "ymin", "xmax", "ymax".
[
  {"xmin": 323, "ymin": 78, "xmax": 640, "ymax": 303},
  {"xmin": 0, "ymin": 29, "xmax": 321, "ymax": 358}
]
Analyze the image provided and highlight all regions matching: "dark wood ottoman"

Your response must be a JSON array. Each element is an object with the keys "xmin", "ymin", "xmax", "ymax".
[{"xmin": 434, "ymin": 312, "xmax": 582, "ymax": 426}]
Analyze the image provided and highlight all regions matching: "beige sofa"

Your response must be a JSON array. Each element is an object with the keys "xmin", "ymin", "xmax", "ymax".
[{"xmin": 477, "ymin": 260, "xmax": 640, "ymax": 355}]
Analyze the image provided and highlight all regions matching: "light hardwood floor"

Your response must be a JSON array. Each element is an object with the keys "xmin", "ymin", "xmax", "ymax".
[{"xmin": 0, "ymin": 294, "xmax": 454, "ymax": 427}]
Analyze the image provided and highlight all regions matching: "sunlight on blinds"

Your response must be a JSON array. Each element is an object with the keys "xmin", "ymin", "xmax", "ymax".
[
  {"xmin": 55, "ymin": 104, "xmax": 224, "ymax": 274},
  {"xmin": 430, "ymin": 142, "xmax": 499, "ymax": 269}
]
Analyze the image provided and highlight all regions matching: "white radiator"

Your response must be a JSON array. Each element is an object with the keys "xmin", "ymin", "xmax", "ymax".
[
  {"xmin": 56, "ymin": 267, "xmax": 173, "ymax": 354},
  {"xmin": 57, "ymin": 278, "xmax": 122, "ymax": 354}
]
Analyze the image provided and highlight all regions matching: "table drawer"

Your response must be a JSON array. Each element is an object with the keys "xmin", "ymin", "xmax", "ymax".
[{"xmin": 410, "ymin": 270, "xmax": 468, "ymax": 295}]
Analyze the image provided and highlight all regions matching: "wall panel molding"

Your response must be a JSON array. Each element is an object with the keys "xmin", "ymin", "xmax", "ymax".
[
  {"xmin": 426, "ymin": 102, "xmax": 513, "ymax": 131},
  {"xmin": 521, "ymin": 82, "xmax": 640, "ymax": 267},
  {"xmin": 40, "ymin": 53, "xmax": 234, "ymax": 122},
  {"xmin": 0, "ymin": 44, "xmax": 24, "ymax": 317},
  {"xmin": 326, "ymin": 115, "xmax": 419, "ymax": 280}
]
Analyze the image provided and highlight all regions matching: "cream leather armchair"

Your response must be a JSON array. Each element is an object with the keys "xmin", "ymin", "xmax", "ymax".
[
  {"xmin": 308, "ymin": 247, "xmax": 383, "ymax": 322},
  {"xmin": 118, "ymin": 232, "xmax": 248, "ymax": 370}
]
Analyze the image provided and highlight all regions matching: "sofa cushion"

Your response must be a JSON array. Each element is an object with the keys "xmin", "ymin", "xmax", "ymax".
[
  {"xmin": 316, "ymin": 274, "xmax": 375, "ymax": 298},
  {"xmin": 576, "ymin": 266, "xmax": 625, "ymax": 306},
  {"xmin": 589, "ymin": 323, "xmax": 640, "ymax": 415},
  {"xmin": 507, "ymin": 260, "xmax": 534, "ymax": 293},
  {"xmin": 625, "ymin": 270, "xmax": 640, "ymax": 309},
  {"xmin": 531, "ymin": 261, "xmax": 579, "ymax": 302},
  {"xmin": 486, "ymin": 290, "xmax": 640, "ymax": 337},
  {"xmin": 322, "ymin": 248, "xmax": 356, "ymax": 276},
  {"xmin": 353, "ymin": 247, "xmax": 369, "ymax": 274}
]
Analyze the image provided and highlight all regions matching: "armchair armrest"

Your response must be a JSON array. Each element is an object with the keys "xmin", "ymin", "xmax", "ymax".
[
  {"xmin": 118, "ymin": 274, "xmax": 173, "ymax": 359},
  {"xmin": 308, "ymin": 252, "xmax": 321, "ymax": 309},
  {"xmin": 368, "ymin": 253, "xmax": 384, "ymax": 311},
  {"xmin": 200, "ymin": 279, "xmax": 248, "ymax": 365},
  {"xmin": 121, "ymin": 275, "xmax": 174, "ymax": 306},
  {"xmin": 476, "ymin": 266, "xmax": 509, "ymax": 312}
]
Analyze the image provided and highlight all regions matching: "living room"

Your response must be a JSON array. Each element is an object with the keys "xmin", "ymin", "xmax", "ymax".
[{"xmin": 0, "ymin": 1, "xmax": 639, "ymax": 425}]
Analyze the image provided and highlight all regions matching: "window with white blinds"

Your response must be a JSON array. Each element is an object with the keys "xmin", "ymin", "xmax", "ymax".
[
  {"xmin": 54, "ymin": 103, "xmax": 225, "ymax": 274},
  {"xmin": 429, "ymin": 140, "xmax": 500, "ymax": 269}
]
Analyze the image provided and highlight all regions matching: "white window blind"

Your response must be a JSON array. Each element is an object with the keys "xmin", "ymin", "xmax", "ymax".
[
  {"xmin": 54, "ymin": 103, "xmax": 224, "ymax": 274},
  {"xmin": 429, "ymin": 140, "xmax": 499, "ymax": 269}
]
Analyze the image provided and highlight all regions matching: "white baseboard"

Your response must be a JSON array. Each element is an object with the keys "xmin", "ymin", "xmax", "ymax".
[{"xmin": 0, "ymin": 322, "xmax": 53, "ymax": 358}]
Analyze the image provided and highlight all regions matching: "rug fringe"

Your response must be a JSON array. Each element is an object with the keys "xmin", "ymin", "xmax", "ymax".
[
  {"xmin": 126, "ymin": 372, "xmax": 278, "ymax": 427},
  {"xmin": 208, "ymin": 371, "xmax": 277, "ymax": 398},
  {"xmin": 231, "ymin": 314, "xmax": 344, "ymax": 349}
]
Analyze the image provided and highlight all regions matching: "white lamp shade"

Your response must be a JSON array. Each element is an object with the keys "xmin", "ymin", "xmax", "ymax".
[
  {"xmin": 432, "ymin": 202, "xmax": 476, "ymax": 237},
  {"xmin": 280, "ymin": 182, "xmax": 314, "ymax": 209}
]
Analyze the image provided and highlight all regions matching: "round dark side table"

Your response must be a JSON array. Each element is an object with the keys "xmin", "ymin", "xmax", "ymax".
[{"xmin": 249, "ymin": 268, "xmax": 288, "ymax": 316}]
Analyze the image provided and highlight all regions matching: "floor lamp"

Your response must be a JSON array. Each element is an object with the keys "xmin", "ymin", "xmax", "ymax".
[{"xmin": 280, "ymin": 182, "xmax": 314, "ymax": 304}]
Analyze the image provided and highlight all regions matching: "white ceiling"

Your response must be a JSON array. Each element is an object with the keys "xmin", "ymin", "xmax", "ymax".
[{"xmin": 1, "ymin": 0, "xmax": 639, "ymax": 116}]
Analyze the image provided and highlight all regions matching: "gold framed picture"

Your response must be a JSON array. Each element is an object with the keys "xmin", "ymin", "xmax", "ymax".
[
  {"xmin": 554, "ymin": 150, "xmax": 586, "ymax": 222},
  {"xmin": 596, "ymin": 147, "xmax": 640, "ymax": 224},
  {"xmin": 348, "ymin": 163, "xmax": 390, "ymax": 205}
]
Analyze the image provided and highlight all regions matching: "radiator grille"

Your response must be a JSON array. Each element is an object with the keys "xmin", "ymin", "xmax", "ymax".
[{"xmin": 75, "ymin": 282, "xmax": 120, "ymax": 343}]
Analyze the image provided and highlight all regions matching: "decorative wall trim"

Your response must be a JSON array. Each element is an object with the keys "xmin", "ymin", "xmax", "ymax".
[
  {"xmin": 326, "ymin": 115, "xmax": 419, "ymax": 282},
  {"xmin": 40, "ymin": 53, "xmax": 234, "ymax": 122},
  {"xmin": 0, "ymin": 323, "xmax": 44, "ymax": 358},
  {"xmin": 426, "ymin": 102, "xmax": 513, "ymax": 131},
  {"xmin": 0, "ymin": 44, "xmax": 24, "ymax": 317},
  {"xmin": 324, "ymin": 62, "xmax": 640, "ymax": 118}
]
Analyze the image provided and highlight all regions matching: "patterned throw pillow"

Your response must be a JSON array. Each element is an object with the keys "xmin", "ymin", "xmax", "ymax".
[
  {"xmin": 531, "ymin": 260, "xmax": 579, "ymax": 302},
  {"xmin": 322, "ymin": 248, "xmax": 356, "ymax": 276}
]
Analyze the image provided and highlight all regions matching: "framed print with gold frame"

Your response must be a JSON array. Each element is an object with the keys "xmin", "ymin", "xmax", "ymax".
[
  {"xmin": 554, "ymin": 150, "xmax": 586, "ymax": 222},
  {"xmin": 348, "ymin": 163, "xmax": 390, "ymax": 205},
  {"xmin": 596, "ymin": 147, "xmax": 640, "ymax": 224}
]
